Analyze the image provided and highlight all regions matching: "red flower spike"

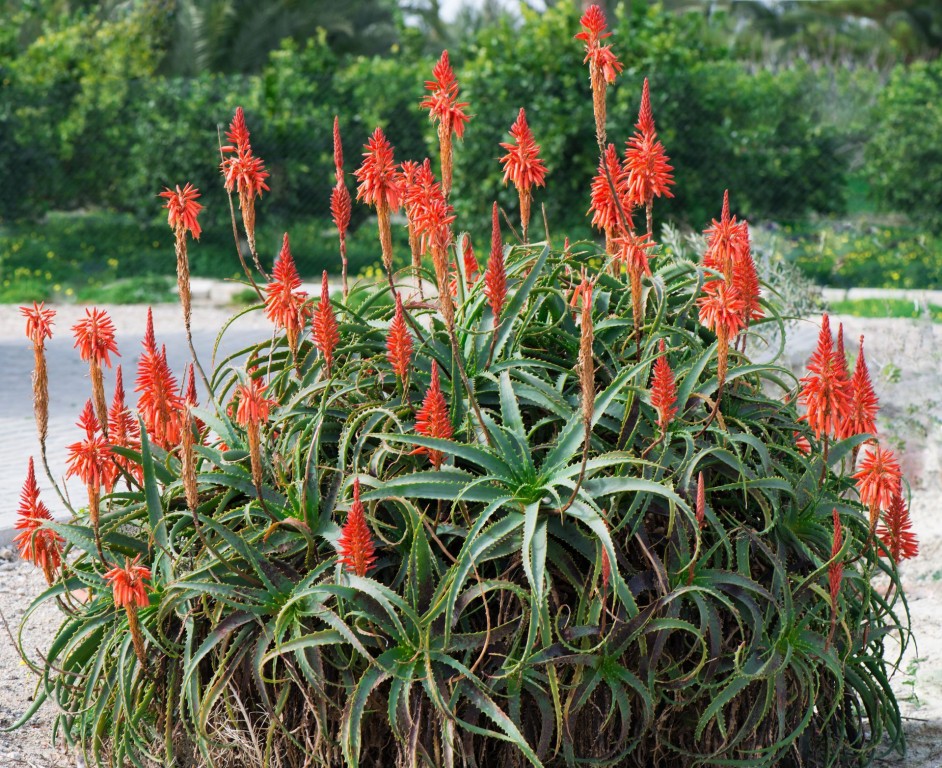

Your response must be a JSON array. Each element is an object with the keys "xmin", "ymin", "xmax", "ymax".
[
  {"xmin": 223, "ymin": 107, "xmax": 250, "ymax": 153},
  {"xmin": 877, "ymin": 488, "xmax": 919, "ymax": 563},
  {"xmin": 108, "ymin": 366, "xmax": 142, "ymax": 483},
  {"xmin": 499, "ymin": 108, "xmax": 547, "ymax": 239},
  {"xmin": 313, "ymin": 271, "xmax": 340, "ymax": 375},
  {"xmin": 338, "ymin": 478, "xmax": 378, "ymax": 577},
  {"xmin": 104, "ymin": 555, "xmax": 152, "ymax": 609},
  {"xmin": 854, "ymin": 443, "xmax": 902, "ymax": 517},
  {"xmin": 702, "ymin": 191, "xmax": 748, "ymax": 276},
  {"xmin": 421, "ymin": 50, "xmax": 471, "ymax": 140},
  {"xmin": 72, "ymin": 308, "xmax": 119, "ymax": 368},
  {"xmin": 696, "ymin": 472, "xmax": 706, "ymax": 530},
  {"xmin": 589, "ymin": 144, "xmax": 630, "ymax": 236},
  {"xmin": 636, "ymin": 78, "xmax": 655, "ymax": 136},
  {"xmin": 484, "ymin": 202, "xmax": 507, "ymax": 321},
  {"xmin": 414, "ymin": 362, "xmax": 453, "ymax": 468},
  {"xmin": 354, "ymin": 127, "xmax": 401, "ymax": 211},
  {"xmin": 235, "ymin": 373, "xmax": 276, "ymax": 428},
  {"xmin": 220, "ymin": 108, "xmax": 269, "ymax": 199},
  {"xmin": 21, "ymin": 302, "xmax": 55, "ymax": 347},
  {"xmin": 66, "ymin": 400, "xmax": 116, "ymax": 492},
  {"xmin": 499, "ymin": 108, "xmax": 547, "ymax": 193},
  {"xmin": 730, "ymin": 222, "xmax": 763, "ymax": 324},
  {"xmin": 843, "ymin": 335, "xmax": 879, "ymax": 439},
  {"xmin": 332, "ymin": 116, "xmax": 344, "ymax": 180},
  {"xmin": 159, "ymin": 183, "xmax": 202, "ymax": 240},
  {"xmin": 651, "ymin": 339, "xmax": 678, "ymax": 432},
  {"xmin": 623, "ymin": 80, "xmax": 674, "ymax": 209},
  {"xmin": 576, "ymin": 6, "xmax": 622, "ymax": 83},
  {"xmin": 697, "ymin": 280, "xmax": 746, "ymax": 341},
  {"xmin": 462, "ymin": 238, "xmax": 479, "ymax": 285},
  {"xmin": 134, "ymin": 311, "xmax": 184, "ymax": 449},
  {"xmin": 330, "ymin": 182, "xmax": 351, "ymax": 238},
  {"xmin": 614, "ymin": 231, "xmax": 655, "ymax": 277},
  {"xmin": 829, "ymin": 508, "xmax": 843, "ymax": 611},
  {"xmin": 835, "ymin": 323, "xmax": 850, "ymax": 383},
  {"xmin": 798, "ymin": 314, "xmax": 853, "ymax": 440},
  {"xmin": 13, "ymin": 457, "xmax": 62, "ymax": 581},
  {"xmin": 386, "ymin": 292, "xmax": 413, "ymax": 382},
  {"xmin": 265, "ymin": 233, "xmax": 311, "ymax": 353}
]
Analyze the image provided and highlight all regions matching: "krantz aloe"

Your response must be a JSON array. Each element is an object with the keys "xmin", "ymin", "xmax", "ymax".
[{"xmin": 12, "ymin": 8, "xmax": 917, "ymax": 766}]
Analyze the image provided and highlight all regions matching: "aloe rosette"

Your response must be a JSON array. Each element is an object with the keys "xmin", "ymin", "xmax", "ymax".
[{"xmin": 12, "ymin": 21, "xmax": 915, "ymax": 768}]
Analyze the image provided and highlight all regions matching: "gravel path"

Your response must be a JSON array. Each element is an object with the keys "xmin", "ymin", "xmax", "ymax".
[{"xmin": 0, "ymin": 303, "xmax": 940, "ymax": 765}]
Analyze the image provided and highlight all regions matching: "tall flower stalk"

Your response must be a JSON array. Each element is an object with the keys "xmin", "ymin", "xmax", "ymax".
[
  {"xmin": 313, "ymin": 271, "xmax": 340, "ymax": 376},
  {"xmin": 159, "ymin": 182, "xmax": 202, "ymax": 343},
  {"xmin": 499, "ymin": 108, "xmax": 547, "ymax": 242},
  {"xmin": 575, "ymin": 4, "xmax": 623, "ymax": 146},
  {"xmin": 235, "ymin": 372, "xmax": 276, "ymax": 495},
  {"xmin": 14, "ymin": 457, "xmax": 63, "ymax": 585},
  {"xmin": 484, "ymin": 202, "xmax": 507, "ymax": 363},
  {"xmin": 624, "ymin": 79, "xmax": 674, "ymax": 237},
  {"xmin": 72, "ymin": 308, "xmax": 119, "ymax": 440},
  {"xmin": 221, "ymin": 107, "xmax": 269, "ymax": 272},
  {"xmin": 21, "ymin": 302, "xmax": 55, "ymax": 468},
  {"xmin": 413, "ymin": 362, "xmax": 453, "ymax": 469},
  {"xmin": 421, "ymin": 50, "xmax": 470, "ymax": 198},
  {"xmin": 265, "ymin": 233, "xmax": 310, "ymax": 361},
  {"xmin": 331, "ymin": 117, "xmax": 352, "ymax": 300},
  {"xmin": 355, "ymin": 127, "xmax": 401, "ymax": 290},
  {"xmin": 104, "ymin": 556, "xmax": 151, "ymax": 668},
  {"xmin": 338, "ymin": 478, "xmax": 377, "ymax": 577}
]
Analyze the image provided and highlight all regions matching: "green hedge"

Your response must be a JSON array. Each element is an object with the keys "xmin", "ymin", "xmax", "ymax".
[{"xmin": 0, "ymin": 2, "xmax": 863, "ymax": 247}]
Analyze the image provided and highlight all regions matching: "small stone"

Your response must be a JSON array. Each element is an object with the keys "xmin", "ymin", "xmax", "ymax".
[{"xmin": 0, "ymin": 548, "xmax": 14, "ymax": 562}]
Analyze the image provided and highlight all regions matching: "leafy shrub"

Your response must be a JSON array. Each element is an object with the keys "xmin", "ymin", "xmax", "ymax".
[
  {"xmin": 865, "ymin": 58, "xmax": 942, "ymax": 233},
  {"xmin": 13, "ymin": 13, "xmax": 914, "ymax": 768},
  {"xmin": 785, "ymin": 220, "xmax": 942, "ymax": 288}
]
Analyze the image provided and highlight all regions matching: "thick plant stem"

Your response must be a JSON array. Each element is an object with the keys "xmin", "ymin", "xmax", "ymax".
[{"xmin": 90, "ymin": 362, "xmax": 108, "ymax": 440}]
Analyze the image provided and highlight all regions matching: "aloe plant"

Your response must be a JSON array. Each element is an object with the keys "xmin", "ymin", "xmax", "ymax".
[{"xmin": 11, "ymin": 20, "xmax": 913, "ymax": 768}]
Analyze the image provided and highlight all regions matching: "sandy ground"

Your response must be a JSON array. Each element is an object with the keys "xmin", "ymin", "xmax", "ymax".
[{"xmin": 0, "ymin": 305, "xmax": 941, "ymax": 765}]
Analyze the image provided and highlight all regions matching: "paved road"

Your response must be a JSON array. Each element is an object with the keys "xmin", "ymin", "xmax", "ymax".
[{"xmin": 0, "ymin": 304, "xmax": 271, "ymax": 532}]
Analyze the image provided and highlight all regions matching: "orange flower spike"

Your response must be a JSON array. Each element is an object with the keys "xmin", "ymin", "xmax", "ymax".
[
  {"xmin": 499, "ymin": 108, "xmax": 547, "ymax": 241},
  {"xmin": 575, "ymin": 5, "xmax": 623, "ymax": 144},
  {"xmin": 104, "ymin": 555, "xmax": 152, "ymax": 610},
  {"xmin": 589, "ymin": 144, "xmax": 630, "ymax": 248},
  {"xmin": 731, "ymin": 223, "xmax": 762, "ymax": 326},
  {"xmin": 72, "ymin": 307, "xmax": 119, "ymax": 368},
  {"xmin": 220, "ymin": 107, "xmax": 269, "ymax": 254},
  {"xmin": 615, "ymin": 230, "xmax": 655, "ymax": 334},
  {"xmin": 484, "ymin": 202, "xmax": 508, "ymax": 323},
  {"xmin": 462, "ymin": 237, "xmax": 479, "ymax": 285},
  {"xmin": 877, "ymin": 488, "xmax": 919, "ymax": 563},
  {"xmin": 387, "ymin": 292, "xmax": 413, "ymax": 383},
  {"xmin": 104, "ymin": 554, "xmax": 152, "ymax": 667},
  {"xmin": 66, "ymin": 400, "xmax": 115, "ymax": 491},
  {"xmin": 265, "ymin": 233, "xmax": 310, "ymax": 357},
  {"xmin": 22, "ymin": 302, "xmax": 55, "ymax": 451},
  {"xmin": 134, "ymin": 310, "xmax": 184, "ymax": 450},
  {"xmin": 235, "ymin": 373, "xmax": 276, "ymax": 428},
  {"xmin": 21, "ymin": 302, "xmax": 55, "ymax": 347},
  {"xmin": 844, "ymin": 335, "xmax": 879, "ymax": 439},
  {"xmin": 13, "ymin": 457, "xmax": 63, "ymax": 584},
  {"xmin": 623, "ymin": 79, "xmax": 674, "ymax": 235},
  {"xmin": 798, "ymin": 314, "xmax": 853, "ymax": 440},
  {"xmin": 338, "ymin": 478, "xmax": 378, "ymax": 577},
  {"xmin": 702, "ymin": 190, "xmax": 746, "ymax": 276},
  {"xmin": 650, "ymin": 339, "xmax": 678, "ymax": 434},
  {"xmin": 414, "ymin": 362, "xmax": 453, "ymax": 469},
  {"xmin": 72, "ymin": 307, "xmax": 120, "ymax": 438},
  {"xmin": 313, "ymin": 271, "xmax": 340, "ymax": 376},
  {"xmin": 355, "ymin": 127, "xmax": 401, "ymax": 277},
  {"xmin": 697, "ymin": 280, "xmax": 745, "ymax": 389},
  {"xmin": 235, "ymin": 372, "xmax": 276, "ymax": 491},
  {"xmin": 421, "ymin": 50, "xmax": 471, "ymax": 196},
  {"xmin": 160, "ymin": 183, "xmax": 202, "ymax": 335},
  {"xmin": 108, "ymin": 366, "xmax": 142, "ymax": 485},
  {"xmin": 854, "ymin": 443, "xmax": 902, "ymax": 529},
  {"xmin": 332, "ymin": 115, "xmax": 344, "ymax": 181},
  {"xmin": 159, "ymin": 182, "xmax": 202, "ymax": 241}
]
